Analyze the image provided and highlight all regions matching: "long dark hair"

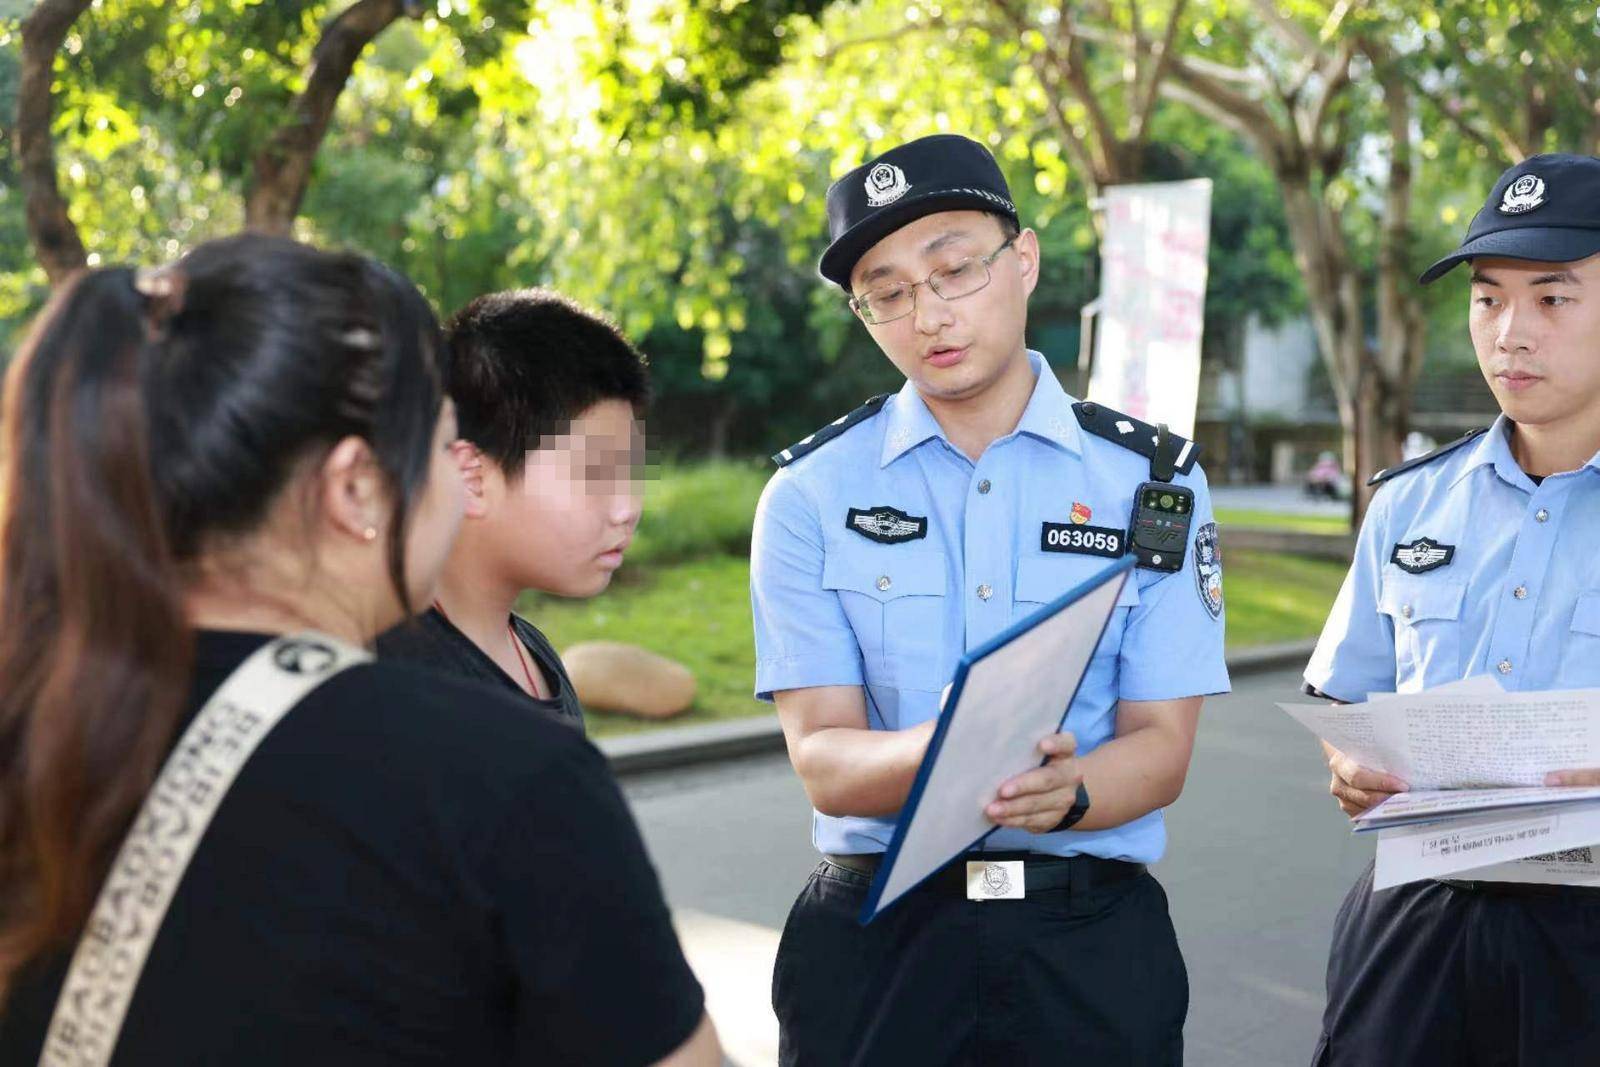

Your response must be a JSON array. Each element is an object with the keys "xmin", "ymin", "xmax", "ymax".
[{"xmin": 0, "ymin": 235, "xmax": 445, "ymax": 991}]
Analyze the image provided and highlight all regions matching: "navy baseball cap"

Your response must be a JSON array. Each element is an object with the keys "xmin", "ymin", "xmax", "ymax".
[
  {"xmin": 819, "ymin": 134, "xmax": 1018, "ymax": 289},
  {"xmin": 1419, "ymin": 153, "xmax": 1600, "ymax": 284}
]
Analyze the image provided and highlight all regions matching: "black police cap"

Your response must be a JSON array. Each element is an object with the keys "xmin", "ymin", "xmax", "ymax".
[
  {"xmin": 1420, "ymin": 153, "xmax": 1600, "ymax": 284},
  {"xmin": 819, "ymin": 134, "xmax": 1018, "ymax": 289}
]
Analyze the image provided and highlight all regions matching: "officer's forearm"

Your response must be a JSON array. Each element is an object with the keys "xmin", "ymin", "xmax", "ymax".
[
  {"xmin": 1070, "ymin": 699, "xmax": 1201, "ymax": 831},
  {"xmin": 787, "ymin": 721, "xmax": 936, "ymax": 820}
]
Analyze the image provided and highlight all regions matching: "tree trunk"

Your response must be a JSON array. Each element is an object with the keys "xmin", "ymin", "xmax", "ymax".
[
  {"xmin": 243, "ymin": 0, "xmax": 410, "ymax": 233},
  {"xmin": 17, "ymin": 0, "xmax": 94, "ymax": 286},
  {"xmin": 1351, "ymin": 356, "xmax": 1407, "ymax": 521},
  {"xmin": 1359, "ymin": 58, "xmax": 1423, "ymax": 523},
  {"xmin": 1276, "ymin": 172, "xmax": 1377, "ymax": 511},
  {"xmin": 705, "ymin": 397, "xmax": 737, "ymax": 459}
]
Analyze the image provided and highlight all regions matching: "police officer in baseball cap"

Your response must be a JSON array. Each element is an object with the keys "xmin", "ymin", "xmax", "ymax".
[
  {"xmin": 1306, "ymin": 153, "xmax": 1600, "ymax": 1065},
  {"xmin": 752, "ymin": 133, "xmax": 1230, "ymax": 1064}
]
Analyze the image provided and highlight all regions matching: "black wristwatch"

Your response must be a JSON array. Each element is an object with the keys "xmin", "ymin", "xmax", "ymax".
[{"xmin": 1051, "ymin": 782, "xmax": 1091, "ymax": 833}]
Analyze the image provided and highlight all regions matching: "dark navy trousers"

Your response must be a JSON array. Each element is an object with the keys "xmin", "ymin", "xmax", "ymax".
[
  {"xmin": 773, "ymin": 858, "xmax": 1188, "ymax": 1066},
  {"xmin": 1315, "ymin": 861, "xmax": 1600, "ymax": 1066}
]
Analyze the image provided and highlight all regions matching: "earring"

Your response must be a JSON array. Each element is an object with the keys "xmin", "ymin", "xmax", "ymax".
[{"xmin": 362, "ymin": 527, "xmax": 378, "ymax": 542}]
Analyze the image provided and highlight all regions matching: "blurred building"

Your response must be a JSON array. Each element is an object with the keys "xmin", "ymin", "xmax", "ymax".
[{"xmin": 1192, "ymin": 314, "xmax": 1500, "ymax": 484}]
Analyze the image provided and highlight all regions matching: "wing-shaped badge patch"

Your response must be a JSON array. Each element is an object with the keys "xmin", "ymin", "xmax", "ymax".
[
  {"xmin": 1390, "ymin": 537, "xmax": 1455, "ymax": 575},
  {"xmin": 847, "ymin": 506, "xmax": 928, "ymax": 545}
]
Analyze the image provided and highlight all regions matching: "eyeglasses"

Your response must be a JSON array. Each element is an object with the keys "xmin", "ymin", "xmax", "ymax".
[{"xmin": 849, "ymin": 236, "xmax": 1018, "ymax": 325}]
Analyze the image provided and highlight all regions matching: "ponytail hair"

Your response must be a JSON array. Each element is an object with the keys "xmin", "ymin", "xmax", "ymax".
[{"xmin": 0, "ymin": 236, "xmax": 445, "ymax": 993}]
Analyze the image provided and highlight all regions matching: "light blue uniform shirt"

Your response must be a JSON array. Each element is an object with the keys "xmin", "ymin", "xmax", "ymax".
[
  {"xmin": 750, "ymin": 354, "xmax": 1231, "ymax": 862},
  {"xmin": 1307, "ymin": 415, "xmax": 1600, "ymax": 699}
]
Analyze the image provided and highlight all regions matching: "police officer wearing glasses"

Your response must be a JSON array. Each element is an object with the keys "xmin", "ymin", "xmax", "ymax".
[
  {"xmin": 1306, "ymin": 153, "xmax": 1600, "ymax": 1066},
  {"xmin": 749, "ymin": 133, "xmax": 1230, "ymax": 1065}
]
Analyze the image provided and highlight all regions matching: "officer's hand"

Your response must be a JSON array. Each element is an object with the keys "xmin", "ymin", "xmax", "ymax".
[
  {"xmin": 1323, "ymin": 741, "xmax": 1407, "ymax": 818},
  {"xmin": 1545, "ymin": 768, "xmax": 1600, "ymax": 786},
  {"xmin": 986, "ymin": 733, "xmax": 1081, "ymax": 834}
]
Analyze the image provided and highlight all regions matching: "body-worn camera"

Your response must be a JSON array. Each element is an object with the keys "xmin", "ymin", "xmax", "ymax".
[{"xmin": 1127, "ymin": 482, "xmax": 1193, "ymax": 572}]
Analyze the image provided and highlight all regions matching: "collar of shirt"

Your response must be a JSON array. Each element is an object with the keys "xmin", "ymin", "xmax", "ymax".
[
  {"xmin": 877, "ymin": 350, "xmax": 1084, "ymax": 467},
  {"xmin": 1450, "ymin": 414, "xmax": 1600, "ymax": 491}
]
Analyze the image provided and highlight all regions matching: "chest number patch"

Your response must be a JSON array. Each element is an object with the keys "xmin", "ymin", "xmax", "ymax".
[
  {"xmin": 1041, "ymin": 522, "xmax": 1125, "ymax": 559},
  {"xmin": 1391, "ymin": 537, "xmax": 1454, "ymax": 574},
  {"xmin": 847, "ymin": 505, "xmax": 928, "ymax": 544}
]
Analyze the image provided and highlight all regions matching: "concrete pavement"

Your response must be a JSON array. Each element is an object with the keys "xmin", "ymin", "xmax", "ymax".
[
  {"xmin": 624, "ymin": 665, "xmax": 1372, "ymax": 1067},
  {"xmin": 1211, "ymin": 483, "xmax": 1349, "ymax": 518}
]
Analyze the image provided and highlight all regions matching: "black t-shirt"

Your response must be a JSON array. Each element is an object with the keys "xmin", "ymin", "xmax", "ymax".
[
  {"xmin": 0, "ymin": 631, "xmax": 702, "ymax": 1066},
  {"xmin": 378, "ymin": 609, "xmax": 585, "ymax": 731}
]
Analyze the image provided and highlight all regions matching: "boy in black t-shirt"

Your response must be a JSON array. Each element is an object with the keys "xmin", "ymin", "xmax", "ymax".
[{"xmin": 379, "ymin": 290, "xmax": 649, "ymax": 731}]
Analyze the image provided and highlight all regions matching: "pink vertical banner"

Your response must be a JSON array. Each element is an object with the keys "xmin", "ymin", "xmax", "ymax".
[{"xmin": 1087, "ymin": 179, "xmax": 1212, "ymax": 437}]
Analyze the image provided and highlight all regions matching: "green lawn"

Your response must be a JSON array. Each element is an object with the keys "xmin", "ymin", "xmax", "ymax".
[
  {"xmin": 1221, "ymin": 549, "xmax": 1348, "ymax": 648},
  {"xmin": 1214, "ymin": 507, "xmax": 1351, "ymax": 535},
  {"xmin": 520, "ymin": 558, "xmax": 761, "ymax": 738},
  {"xmin": 522, "ymin": 547, "xmax": 1349, "ymax": 737}
]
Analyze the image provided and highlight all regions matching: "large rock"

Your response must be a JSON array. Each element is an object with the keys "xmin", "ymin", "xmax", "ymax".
[{"xmin": 562, "ymin": 641, "xmax": 696, "ymax": 720}]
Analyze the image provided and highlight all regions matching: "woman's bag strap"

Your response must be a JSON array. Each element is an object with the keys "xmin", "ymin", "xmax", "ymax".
[{"xmin": 38, "ymin": 632, "xmax": 371, "ymax": 1067}]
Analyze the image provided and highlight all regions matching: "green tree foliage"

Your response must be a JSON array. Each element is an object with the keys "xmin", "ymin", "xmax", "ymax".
[{"xmin": 12, "ymin": 0, "xmax": 1588, "ymax": 460}]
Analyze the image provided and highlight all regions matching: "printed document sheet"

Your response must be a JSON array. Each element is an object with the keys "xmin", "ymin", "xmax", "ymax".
[
  {"xmin": 1355, "ymin": 785, "xmax": 1600, "ymax": 832},
  {"xmin": 1278, "ymin": 678, "xmax": 1600, "ymax": 789},
  {"xmin": 1372, "ymin": 800, "xmax": 1600, "ymax": 889},
  {"xmin": 1281, "ymin": 677, "xmax": 1600, "ymax": 888}
]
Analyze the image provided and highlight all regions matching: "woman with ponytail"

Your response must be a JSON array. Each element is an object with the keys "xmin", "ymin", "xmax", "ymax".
[{"xmin": 0, "ymin": 236, "xmax": 717, "ymax": 1066}]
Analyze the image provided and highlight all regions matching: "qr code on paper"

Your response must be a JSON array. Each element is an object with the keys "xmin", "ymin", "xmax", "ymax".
[{"xmin": 1524, "ymin": 847, "xmax": 1595, "ymax": 864}]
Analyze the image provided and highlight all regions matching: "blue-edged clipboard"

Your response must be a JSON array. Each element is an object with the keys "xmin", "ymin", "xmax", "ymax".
[{"xmin": 858, "ymin": 555, "xmax": 1135, "ymax": 924}]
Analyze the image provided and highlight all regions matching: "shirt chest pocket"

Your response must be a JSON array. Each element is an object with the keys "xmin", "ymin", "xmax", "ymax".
[
  {"xmin": 1557, "ymin": 593, "xmax": 1600, "ymax": 687},
  {"xmin": 1013, "ymin": 557, "xmax": 1141, "ymax": 661},
  {"xmin": 1378, "ymin": 573, "xmax": 1465, "ymax": 693},
  {"xmin": 823, "ymin": 547, "xmax": 948, "ymax": 692}
]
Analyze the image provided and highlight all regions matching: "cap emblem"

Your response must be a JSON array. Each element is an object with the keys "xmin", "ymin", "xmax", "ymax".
[
  {"xmin": 1498, "ymin": 173, "xmax": 1546, "ymax": 215},
  {"xmin": 865, "ymin": 163, "xmax": 911, "ymax": 207}
]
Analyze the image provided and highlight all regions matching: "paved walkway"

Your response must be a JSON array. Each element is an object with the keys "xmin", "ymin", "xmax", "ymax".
[
  {"xmin": 1212, "ymin": 482, "xmax": 1349, "ymax": 518},
  {"xmin": 627, "ymin": 665, "xmax": 1367, "ymax": 1067}
]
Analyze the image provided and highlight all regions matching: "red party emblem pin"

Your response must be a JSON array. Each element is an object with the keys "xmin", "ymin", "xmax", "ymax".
[{"xmin": 1070, "ymin": 501, "xmax": 1092, "ymax": 525}]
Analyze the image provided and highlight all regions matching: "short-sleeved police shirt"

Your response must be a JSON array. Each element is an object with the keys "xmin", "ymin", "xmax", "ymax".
[
  {"xmin": 1307, "ymin": 415, "xmax": 1600, "ymax": 699},
  {"xmin": 750, "ymin": 354, "xmax": 1230, "ymax": 862},
  {"xmin": 0, "ymin": 630, "xmax": 701, "ymax": 1066}
]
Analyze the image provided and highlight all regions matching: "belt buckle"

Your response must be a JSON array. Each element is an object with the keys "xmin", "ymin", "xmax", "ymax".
[{"xmin": 966, "ymin": 860, "xmax": 1024, "ymax": 901}]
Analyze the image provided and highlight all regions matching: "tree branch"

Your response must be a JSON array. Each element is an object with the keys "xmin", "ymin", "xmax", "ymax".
[
  {"xmin": 17, "ymin": 0, "xmax": 94, "ymax": 285},
  {"xmin": 816, "ymin": 16, "xmax": 1006, "ymax": 63},
  {"xmin": 1129, "ymin": 0, "xmax": 1189, "ymax": 141},
  {"xmin": 1126, "ymin": 0, "xmax": 1148, "ymax": 115},
  {"xmin": 1283, "ymin": 0, "xmax": 1354, "ymax": 101},
  {"xmin": 1030, "ymin": 52, "xmax": 1107, "ymax": 194},
  {"xmin": 991, "ymin": 0, "xmax": 1120, "ymax": 182},
  {"xmin": 1401, "ymin": 66, "xmax": 1503, "ymax": 159},
  {"xmin": 1163, "ymin": 52, "xmax": 1287, "ymax": 163},
  {"xmin": 1249, "ymin": 0, "xmax": 1318, "ymax": 55},
  {"xmin": 1304, "ymin": 36, "xmax": 1355, "ymax": 162},
  {"xmin": 244, "ymin": 0, "xmax": 417, "ymax": 233},
  {"xmin": 1418, "ymin": 30, "xmax": 1533, "ymax": 162},
  {"xmin": 1369, "ymin": 39, "xmax": 1417, "ymax": 381},
  {"xmin": 1072, "ymin": 21, "xmax": 1259, "ymax": 85}
]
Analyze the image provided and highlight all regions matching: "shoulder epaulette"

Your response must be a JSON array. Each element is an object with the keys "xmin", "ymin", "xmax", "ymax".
[
  {"xmin": 1071, "ymin": 402, "xmax": 1201, "ymax": 476},
  {"xmin": 771, "ymin": 394, "xmax": 891, "ymax": 467},
  {"xmin": 1367, "ymin": 427, "xmax": 1489, "ymax": 487}
]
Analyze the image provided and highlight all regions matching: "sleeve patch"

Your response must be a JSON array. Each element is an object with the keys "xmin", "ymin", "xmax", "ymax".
[{"xmin": 1193, "ymin": 521, "xmax": 1222, "ymax": 618}]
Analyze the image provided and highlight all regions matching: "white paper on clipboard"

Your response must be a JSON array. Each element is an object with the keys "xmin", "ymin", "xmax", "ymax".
[{"xmin": 860, "ymin": 557, "xmax": 1133, "ymax": 923}]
